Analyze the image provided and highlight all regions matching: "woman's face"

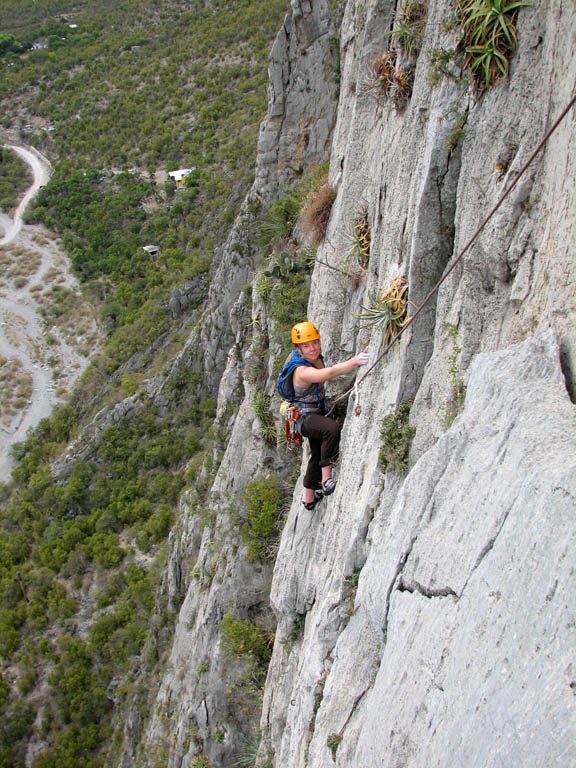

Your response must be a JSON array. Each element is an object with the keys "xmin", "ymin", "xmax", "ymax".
[{"xmin": 298, "ymin": 338, "xmax": 321, "ymax": 362}]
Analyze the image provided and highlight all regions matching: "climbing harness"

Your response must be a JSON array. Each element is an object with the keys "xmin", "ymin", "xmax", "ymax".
[
  {"xmin": 328, "ymin": 91, "xmax": 576, "ymax": 414},
  {"xmin": 285, "ymin": 405, "xmax": 302, "ymax": 448},
  {"xmin": 278, "ymin": 348, "xmax": 328, "ymax": 447}
]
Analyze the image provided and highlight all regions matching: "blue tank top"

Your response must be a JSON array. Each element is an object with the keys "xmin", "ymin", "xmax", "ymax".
[{"xmin": 293, "ymin": 376, "xmax": 325, "ymax": 415}]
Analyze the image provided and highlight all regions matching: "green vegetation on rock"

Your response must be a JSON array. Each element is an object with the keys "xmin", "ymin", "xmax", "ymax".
[
  {"xmin": 241, "ymin": 474, "xmax": 283, "ymax": 561},
  {"xmin": 379, "ymin": 398, "xmax": 416, "ymax": 474}
]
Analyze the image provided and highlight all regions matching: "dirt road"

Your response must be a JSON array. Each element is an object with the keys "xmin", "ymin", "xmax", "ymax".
[
  {"xmin": 0, "ymin": 144, "xmax": 97, "ymax": 480},
  {"xmin": 0, "ymin": 145, "xmax": 50, "ymax": 247}
]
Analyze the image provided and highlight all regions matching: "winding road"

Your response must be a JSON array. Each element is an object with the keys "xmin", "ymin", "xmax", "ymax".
[
  {"xmin": 0, "ymin": 144, "xmax": 92, "ymax": 480},
  {"xmin": 0, "ymin": 145, "xmax": 50, "ymax": 247}
]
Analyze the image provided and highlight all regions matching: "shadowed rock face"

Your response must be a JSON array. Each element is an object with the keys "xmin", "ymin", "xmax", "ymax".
[{"xmin": 120, "ymin": 0, "xmax": 576, "ymax": 765}]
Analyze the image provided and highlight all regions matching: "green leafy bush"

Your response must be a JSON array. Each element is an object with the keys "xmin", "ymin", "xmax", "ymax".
[
  {"xmin": 218, "ymin": 613, "xmax": 271, "ymax": 667},
  {"xmin": 258, "ymin": 193, "xmax": 302, "ymax": 250},
  {"xmin": 48, "ymin": 635, "xmax": 111, "ymax": 727},
  {"xmin": 89, "ymin": 603, "xmax": 147, "ymax": 663},
  {"xmin": 379, "ymin": 398, "xmax": 416, "ymax": 474},
  {"xmin": 0, "ymin": 698, "xmax": 35, "ymax": 764},
  {"xmin": 240, "ymin": 474, "xmax": 283, "ymax": 561},
  {"xmin": 136, "ymin": 504, "xmax": 175, "ymax": 552}
]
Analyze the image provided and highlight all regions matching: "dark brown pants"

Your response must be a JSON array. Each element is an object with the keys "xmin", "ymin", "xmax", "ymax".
[{"xmin": 300, "ymin": 413, "xmax": 342, "ymax": 489}]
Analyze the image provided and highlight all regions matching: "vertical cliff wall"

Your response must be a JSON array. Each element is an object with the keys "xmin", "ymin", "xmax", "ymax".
[
  {"xmin": 258, "ymin": 0, "xmax": 576, "ymax": 765},
  {"xmin": 125, "ymin": 0, "xmax": 575, "ymax": 766}
]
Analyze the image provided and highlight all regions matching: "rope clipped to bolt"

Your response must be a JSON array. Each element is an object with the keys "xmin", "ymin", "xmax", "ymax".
[{"xmin": 328, "ymin": 91, "xmax": 576, "ymax": 416}]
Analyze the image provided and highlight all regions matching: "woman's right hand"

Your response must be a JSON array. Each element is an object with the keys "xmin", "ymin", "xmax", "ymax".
[{"xmin": 355, "ymin": 350, "xmax": 369, "ymax": 366}]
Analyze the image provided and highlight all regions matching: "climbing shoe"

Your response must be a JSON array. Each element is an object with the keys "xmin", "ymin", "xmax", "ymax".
[
  {"xmin": 322, "ymin": 478, "xmax": 337, "ymax": 496},
  {"xmin": 303, "ymin": 489, "xmax": 323, "ymax": 510}
]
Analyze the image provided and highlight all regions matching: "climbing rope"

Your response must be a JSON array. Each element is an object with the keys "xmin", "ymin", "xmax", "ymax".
[{"xmin": 329, "ymin": 91, "xmax": 576, "ymax": 413}]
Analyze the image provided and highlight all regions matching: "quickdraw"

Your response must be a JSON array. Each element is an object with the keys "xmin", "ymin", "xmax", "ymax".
[
  {"xmin": 354, "ymin": 381, "xmax": 361, "ymax": 416},
  {"xmin": 285, "ymin": 406, "xmax": 302, "ymax": 448}
]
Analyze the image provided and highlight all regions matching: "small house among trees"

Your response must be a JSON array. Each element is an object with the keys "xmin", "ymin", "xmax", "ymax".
[
  {"xmin": 167, "ymin": 169, "xmax": 194, "ymax": 186},
  {"xmin": 142, "ymin": 244, "xmax": 160, "ymax": 259}
]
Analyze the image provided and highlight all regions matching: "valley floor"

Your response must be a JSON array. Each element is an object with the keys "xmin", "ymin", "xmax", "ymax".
[{"xmin": 0, "ymin": 144, "xmax": 98, "ymax": 480}]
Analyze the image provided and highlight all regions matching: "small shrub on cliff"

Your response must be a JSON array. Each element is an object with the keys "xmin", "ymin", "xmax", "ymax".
[
  {"xmin": 251, "ymin": 392, "xmax": 277, "ymax": 444},
  {"xmin": 364, "ymin": 52, "xmax": 413, "ymax": 106},
  {"xmin": 240, "ymin": 474, "xmax": 283, "ymax": 561},
  {"xmin": 327, "ymin": 732, "xmax": 343, "ymax": 761},
  {"xmin": 428, "ymin": 47, "xmax": 459, "ymax": 86},
  {"xmin": 379, "ymin": 398, "xmax": 415, "ymax": 474},
  {"xmin": 218, "ymin": 613, "xmax": 272, "ymax": 667},
  {"xmin": 190, "ymin": 757, "xmax": 212, "ymax": 768},
  {"xmin": 354, "ymin": 277, "xmax": 409, "ymax": 343},
  {"xmin": 254, "ymin": 271, "xmax": 272, "ymax": 303},
  {"xmin": 229, "ymin": 736, "xmax": 263, "ymax": 767},
  {"xmin": 258, "ymin": 193, "xmax": 301, "ymax": 250},
  {"xmin": 391, "ymin": 0, "xmax": 428, "ymax": 58},
  {"xmin": 343, "ymin": 211, "xmax": 371, "ymax": 271},
  {"xmin": 301, "ymin": 183, "xmax": 337, "ymax": 244},
  {"xmin": 440, "ymin": 324, "xmax": 467, "ymax": 427}
]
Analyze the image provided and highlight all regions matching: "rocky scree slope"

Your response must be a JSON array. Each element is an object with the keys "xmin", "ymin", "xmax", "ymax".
[{"xmin": 114, "ymin": 0, "xmax": 575, "ymax": 766}]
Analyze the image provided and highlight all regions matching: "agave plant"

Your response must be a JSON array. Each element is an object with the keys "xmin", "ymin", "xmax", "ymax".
[
  {"xmin": 355, "ymin": 277, "xmax": 409, "ymax": 343},
  {"xmin": 391, "ymin": 0, "xmax": 428, "ymax": 58},
  {"xmin": 457, "ymin": 0, "xmax": 530, "ymax": 87},
  {"xmin": 229, "ymin": 736, "xmax": 261, "ymax": 767},
  {"xmin": 364, "ymin": 52, "xmax": 413, "ymax": 100},
  {"xmin": 365, "ymin": 52, "xmax": 397, "ymax": 91},
  {"xmin": 343, "ymin": 212, "xmax": 371, "ymax": 270}
]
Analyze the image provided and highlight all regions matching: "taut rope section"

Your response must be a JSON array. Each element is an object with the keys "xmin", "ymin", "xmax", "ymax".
[{"xmin": 329, "ymin": 91, "xmax": 576, "ymax": 413}]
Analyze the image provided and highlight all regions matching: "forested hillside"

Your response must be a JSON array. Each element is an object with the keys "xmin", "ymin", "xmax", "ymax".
[
  {"xmin": 2, "ymin": 0, "xmax": 286, "ymax": 372},
  {"xmin": 0, "ymin": 1, "xmax": 292, "ymax": 765}
]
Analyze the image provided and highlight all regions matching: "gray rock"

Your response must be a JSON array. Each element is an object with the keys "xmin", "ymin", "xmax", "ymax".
[{"xmin": 263, "ymin": 329, "xmax": 576, "ymax": 768}]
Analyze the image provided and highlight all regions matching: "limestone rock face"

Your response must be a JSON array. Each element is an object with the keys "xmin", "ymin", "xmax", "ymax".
[
  {"xmin": 255, "ymin": 0, "xmax": 339, "ymax": 198},
  {"xmin": 263, "ymin": 329, "xmax": 575, "ymax": 767},
  {"xmin": 255, "ymin": 0, "xmax": 576, "ymax": 765},
  {"xmin": 163, "ymin": 274, "xmax": 210, "ymax": 319}
]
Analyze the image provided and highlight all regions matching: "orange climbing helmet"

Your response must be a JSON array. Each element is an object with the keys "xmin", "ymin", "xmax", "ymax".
[{"xmin": 291, "ymin": 321, "xmax": 320, "ymax": 344}]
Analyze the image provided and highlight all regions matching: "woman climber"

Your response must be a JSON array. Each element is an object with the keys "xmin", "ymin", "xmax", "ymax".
[{"xmin": 286, "ymin": 321, "xmax": 368, "ymax": 509}]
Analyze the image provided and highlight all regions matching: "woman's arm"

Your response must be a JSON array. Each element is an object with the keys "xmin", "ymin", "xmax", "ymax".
[{"xmin": 293, "ymin": 352, "xmax": 368, "ymax": 386}]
